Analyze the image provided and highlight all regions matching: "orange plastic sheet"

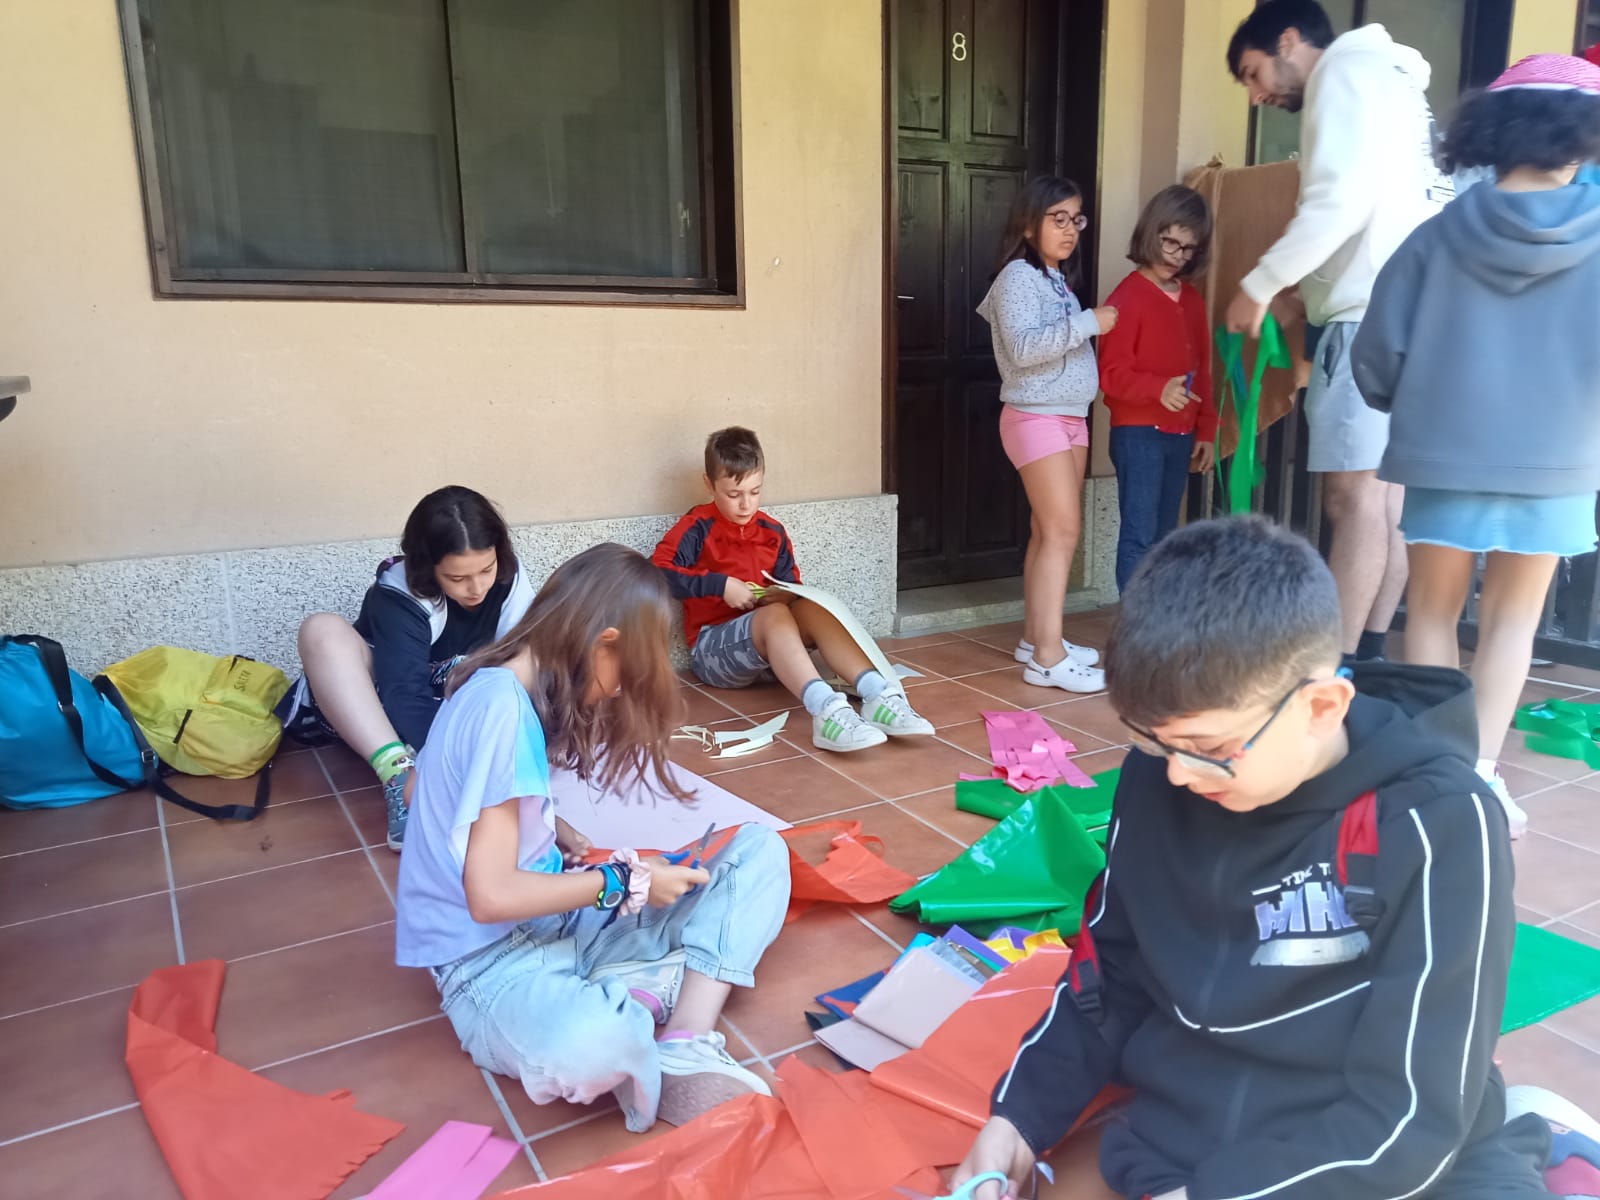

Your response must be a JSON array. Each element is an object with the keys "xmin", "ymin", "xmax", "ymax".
[
  {"xmin": 584, "ymin": 819, "xmax": 918, "ymax": 923},
  {"xmin": 126, "ymin": 960, "xmax": 404, "ymax": 1199},
  {"xmin": 492, "ymin": 948, "xmax": 1120, "ymax": 1200}
]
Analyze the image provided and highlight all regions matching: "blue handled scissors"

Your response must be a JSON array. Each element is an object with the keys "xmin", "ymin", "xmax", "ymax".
[
  {"xmin": 894, "ymin": 1172, "xmax": 1012, "ymax": 1200},
  {"xmin": 662, "ymin": 821, "xmax": 716, "ymax": 869}
]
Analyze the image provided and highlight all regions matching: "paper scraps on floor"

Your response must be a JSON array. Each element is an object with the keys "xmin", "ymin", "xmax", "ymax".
[
  {"xmin": 366, "ymin": 1120, "xmax": 520, "ymax": 1200},
  {"xmin": 1514, "ymin": 699, "xmax": 1600, "ymax": 770},
  {"xmin": 551, "ymin": 757, "xmax": 790, "ymax": 850},
  {"xmin": 751, "ymin": 576, "xmax": 900, "ymax": 682},
  {"xmin": 126, "ymin": 959, "xmax": 403, "ymax": 1200},
  {"xmin": 1502, "ymin": 922, "xmax": 1600, "ymax": 1033},
  {"xmin": 960, "ymin": 709, "xmax": 1094, "ymax": 792},
  {"xmin": 674, "ymin": 711, "xmax": 791, "ymax": 760}
]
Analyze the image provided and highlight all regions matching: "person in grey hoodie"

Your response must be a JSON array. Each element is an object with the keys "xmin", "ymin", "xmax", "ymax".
[
  {"xmin": 1225, "ymin": 1, "xmax": 1454, "ymax": 666},
  {"xmin": 976, "ymin": 176, "xmax": 1117, "ymax": 695},
  {"xmin": 1353, "ymin": 53, "xmax": 1600, "ymax": 840}
]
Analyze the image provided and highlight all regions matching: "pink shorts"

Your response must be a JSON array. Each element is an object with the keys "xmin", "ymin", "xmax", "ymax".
[{"xmin": 999, "ymin": 406, "xmax": 1090, "ymax": 468}]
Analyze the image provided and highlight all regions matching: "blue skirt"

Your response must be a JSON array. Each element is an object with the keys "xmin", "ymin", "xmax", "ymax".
[{"xmin": 1400, "ymin": 488, "xmax": 1597, "ymax": 557}]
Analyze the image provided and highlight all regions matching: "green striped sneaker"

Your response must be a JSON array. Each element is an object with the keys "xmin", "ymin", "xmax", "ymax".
[
  {"xmin": 864, "ymin": 690, "xmax": 935, "ymax": 738},
  {"xmin": 812, "ymin": 697, "xmax": 887, "ymax": 753}
]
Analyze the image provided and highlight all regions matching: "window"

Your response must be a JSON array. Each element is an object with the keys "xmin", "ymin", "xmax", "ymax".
[
  {"xmin": 1582, "ymin": 0, "xmax": 1600, "ymax": 53},
  {"xmin": 119, "ymin": 0, "xmax": 741, "ymax": 303}
]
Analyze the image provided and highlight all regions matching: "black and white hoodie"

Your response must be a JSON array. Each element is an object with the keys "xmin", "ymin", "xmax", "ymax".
[{"xmin": 992, "ymin": 661, "xmax": 1548, "ymax": 1198}]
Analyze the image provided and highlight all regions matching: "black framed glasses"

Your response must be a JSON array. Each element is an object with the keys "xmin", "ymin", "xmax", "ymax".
[
  {"xmin": 1159, "ymin": 235, "xmax": 1199, "ymax": 259},
  {"xmin": 1121, "ymin": 679, "xmax": 1314, "ymax": 780},
  {"xmin": 1046, "ymin": 211, "xmax": 1089, "ymax": 232}
]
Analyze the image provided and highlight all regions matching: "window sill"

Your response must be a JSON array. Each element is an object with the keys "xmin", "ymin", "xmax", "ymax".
[{"xmin": 153, "ymin": 279, "xmax": 746, "ymax": 308}]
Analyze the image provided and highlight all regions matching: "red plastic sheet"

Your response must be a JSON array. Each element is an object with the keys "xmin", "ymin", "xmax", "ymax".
[
  {"xmin": 491, "ymin": 948, "xmax": 1121, "ymax": 1199},
  {"xmin": 126, "ymin": 960, "xmax": 403, "ymax": 1199}
]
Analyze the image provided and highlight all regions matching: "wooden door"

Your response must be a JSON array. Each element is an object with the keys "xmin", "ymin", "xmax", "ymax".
[{"xmin": 891, "ymin": 0, "xmax": 1061, "ymax": 591}]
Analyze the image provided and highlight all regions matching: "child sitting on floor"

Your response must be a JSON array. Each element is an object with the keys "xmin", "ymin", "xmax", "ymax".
[
  {"xmin": 652, "ymin": 426, "xmax": 934, "ymax": 753},
  {"xmin": 954, "ymin": 515, "xmax": 1559, "ymax": 1200},
  {"xmin": 395, "ymin": 544, "xmax": 790, "ymax": 1132}
]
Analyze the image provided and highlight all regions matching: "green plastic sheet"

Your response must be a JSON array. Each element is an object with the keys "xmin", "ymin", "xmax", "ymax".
[
  {"xmin": 1214, "ymin": 314, "xmax": 1291, "ymax": 515},
  {"xmin": 1513, "ymin": 698, "xmax": 1600, "ymax": 770},
  {"xmin": 954, "ymin": 768, "xmax": 1120, "ymax": 847},
  {"xmin": 1502, "ymin": 922, "xmax": 1600, "ymax": 1033},
  {"xmin": 890, "ymin": 785, "xmax": 1108, "ymax": 937}
]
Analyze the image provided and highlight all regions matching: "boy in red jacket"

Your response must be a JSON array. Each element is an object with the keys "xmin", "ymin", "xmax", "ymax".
[
  {"xmin": 1099, "ymin": 186, "xmax": 1219, "ymax": 592},
  {"xmin": 652, "ymin": 427, "xmax": 934, "ymax": 753}
]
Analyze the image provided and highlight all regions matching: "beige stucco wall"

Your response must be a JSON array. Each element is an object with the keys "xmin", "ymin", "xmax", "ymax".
[
  {"xmin": 0, "ymin": 2, "xmax": 883, "ymax": 569},
  {"xmin": 1512, "ymin": 0, "xmax": 1585, "ymax": 58}
]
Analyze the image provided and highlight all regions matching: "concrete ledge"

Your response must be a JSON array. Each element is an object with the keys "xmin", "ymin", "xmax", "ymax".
[{"xmin": 0, "ymin": 494, "xmax": 898, "ymax": 676}]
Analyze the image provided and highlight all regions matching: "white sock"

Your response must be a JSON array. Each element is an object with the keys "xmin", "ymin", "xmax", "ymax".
[
  {"xmin": 1476, "ymin": 758, "xmax": 1498, "ymax": 783},
  {"xmin": 855, "ymin": 670, "xmax": 890, "ymax": 701},
  {"xmin": 801, "ymin": 678, "xmax": 841, "ymax": 716}
]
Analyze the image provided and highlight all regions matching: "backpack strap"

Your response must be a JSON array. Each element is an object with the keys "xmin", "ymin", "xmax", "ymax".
[
  {"xmin": 1068, "ymin": 876, "xmax": 1107, "ymax": 1023},
  {"xmin": 92, "ymin": 675, "xmax": 269, "ymax": 822},
  {"xmin": 1336, "ymin": 790, "xmax": 1385, "ymax": 930},
  {"xmin": 10, "ymin": 635, "xmax": 143, "ymax": 792}
]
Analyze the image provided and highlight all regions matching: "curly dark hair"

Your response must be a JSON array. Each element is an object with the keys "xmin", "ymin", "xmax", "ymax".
[{"xmin": 1442, "ymin": 86, "xmax": 1600, "ymax": 175}]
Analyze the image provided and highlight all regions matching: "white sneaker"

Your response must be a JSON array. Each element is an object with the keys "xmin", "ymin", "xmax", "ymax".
[
  {"xmin": 1505, "ymin": 1085, "xmax": 1600, "ymax": 1144},
  {"xmin": 602, "ymin": 949, "xmax": 686, "ymax": 1026},
  {"xmin": 812, "ymin": 697, "xmax": 888, "ymax": 753},
  {"xmin": 1483, "ymin": 773, "xmax": 1529, "ymax": 840},
  {"xmin": 656, "ymin": 1031, "xmax": 772, "ymax": 1127},
  {"xmin": 862, "ymin": 689, "xmax": 935, "ymax": 738},
  {"xmin": 1022, "ymin": 656, "xmax": 1105, "ymax": 694},
  {"xmin": 1014, "ymin": 638, "xmax": 1099, "ymax": 667}
]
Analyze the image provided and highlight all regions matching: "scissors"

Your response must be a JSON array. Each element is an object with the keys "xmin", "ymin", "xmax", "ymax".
[
  {"xmin": 894, "ymin": 1172, "xmax": 1013, "ymax": 1200},
  {"xmin": 662, "ymin": 821, "xmax": 717, "ymax": 870}
]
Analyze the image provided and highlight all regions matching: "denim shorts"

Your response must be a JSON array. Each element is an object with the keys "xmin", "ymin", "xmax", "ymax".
[
  {"xmin": 1402, "ymin": 488, "xmax": 1598, "ymax": 558},
  {"xmin": 691, "ymin": 611, "xmax": 773, "ymax": 689},
  {"xmin": 1306, "ymin": 321, "xmax": 1390, "ymax": 474},
  {"xmin": 430, "ymin": 825, "xmax": 790, "ymax": 1133}
]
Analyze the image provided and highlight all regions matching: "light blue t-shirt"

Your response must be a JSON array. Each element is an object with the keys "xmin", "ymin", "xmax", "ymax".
[{"xmin": 395, "ymin": 667, "xmax": 563, "ymax": 968}]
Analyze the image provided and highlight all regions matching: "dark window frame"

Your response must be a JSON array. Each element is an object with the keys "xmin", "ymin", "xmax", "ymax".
[
  {"xmin": 116, "ymin": 0, "xmax": 745, "ymax": 306},
  {"xmin": 1581, "ymin": 0, "xmax": 1600, "ymax": 52}
]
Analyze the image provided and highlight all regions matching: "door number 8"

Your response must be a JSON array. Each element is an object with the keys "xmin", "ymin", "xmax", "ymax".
[{"xmin": 951, "ymin": 31, "xmax": 967, "ymax": 61}]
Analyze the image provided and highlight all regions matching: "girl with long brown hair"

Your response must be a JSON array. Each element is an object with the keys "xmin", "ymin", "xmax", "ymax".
[{"xmin": 394, "ymin": 543, "xmax": 790, "ymax": 1132}]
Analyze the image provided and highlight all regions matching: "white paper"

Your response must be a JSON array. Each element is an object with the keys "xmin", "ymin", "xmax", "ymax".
[{"xmin": 550, "ymin": 757, "xmax": 790, "ymax": 850}]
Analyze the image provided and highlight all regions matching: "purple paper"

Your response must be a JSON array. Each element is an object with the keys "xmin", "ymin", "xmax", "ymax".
[{"xmin": 366, "ymin": 1120, "xmax": 521, "ymax": 1200}]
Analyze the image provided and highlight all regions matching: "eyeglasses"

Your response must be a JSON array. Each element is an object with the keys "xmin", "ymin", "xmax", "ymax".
[
  {"xmin": 1159, "ymin": 235, "xmax": 1199, "ymax": 259},
  {"xmin": 1046, "ymin": 211, "xmax": 1089, "ymax": 232},
  {"xmin": 1121, "ymin": 679, "xmax": 1313, "ymax": 780}
]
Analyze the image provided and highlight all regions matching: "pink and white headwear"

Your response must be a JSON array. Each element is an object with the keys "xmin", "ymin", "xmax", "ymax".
[{"xmin": 1489, "ymin": 53, "xmax": 1600, "ymax": 95}]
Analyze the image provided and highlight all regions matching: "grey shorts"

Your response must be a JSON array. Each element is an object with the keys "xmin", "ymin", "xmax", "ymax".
[
  {"xmin": 1305, "ymin": 321, "xmax": 1390, "ymax": 474},
  {"xmin": 691, "ymin": 611, "xmax": 774, "ymax": 690}
]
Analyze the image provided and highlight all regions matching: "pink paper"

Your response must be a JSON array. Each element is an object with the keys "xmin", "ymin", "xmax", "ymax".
[
  {"xmin": 368, "ymin": 1120, "xmax": 522, "ymax": 1200},
  {"xmin": 975, "ymin": 710, "xmax": 1094, "ymax": 793}
]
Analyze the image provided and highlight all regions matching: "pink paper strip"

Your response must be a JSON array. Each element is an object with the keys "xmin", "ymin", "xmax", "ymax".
[
  {"xmin": 978, "ymin": 710, "xmax": 1094, "ymax": 793},
  {"xmin": 368, "ymin": 1120, "xmax": 521, "ymax": 1200}
]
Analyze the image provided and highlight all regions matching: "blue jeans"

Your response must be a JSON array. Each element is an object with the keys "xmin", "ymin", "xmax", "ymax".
[
  {"xmin": 1111, "ymin": 426, "xmax": 1194, "ymax": 592},
  {"xmin": 431, "ymin": 825, "xmax": 790, "ymax": 1132}
]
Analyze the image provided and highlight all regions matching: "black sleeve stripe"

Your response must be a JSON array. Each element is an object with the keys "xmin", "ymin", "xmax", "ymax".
[{"xmin": 673, "ymin": 517, "xmax": 713, "ymax": 571}]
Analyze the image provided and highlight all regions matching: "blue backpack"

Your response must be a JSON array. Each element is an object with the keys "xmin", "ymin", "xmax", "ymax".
[{"xmin": 0, "ymin": 635, "xmax": 146, "ymax": 809}]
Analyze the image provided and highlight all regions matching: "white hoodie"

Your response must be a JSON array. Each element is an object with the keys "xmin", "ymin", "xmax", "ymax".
[{"xmin": 1241, "ymin": 25, "xmax": 1455, "ymax": 325}]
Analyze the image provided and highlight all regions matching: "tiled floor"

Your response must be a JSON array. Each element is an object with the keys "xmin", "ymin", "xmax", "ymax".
[{"xmin": 4, "ymin": 611, "xmax": 1600, "ymax": 1197}]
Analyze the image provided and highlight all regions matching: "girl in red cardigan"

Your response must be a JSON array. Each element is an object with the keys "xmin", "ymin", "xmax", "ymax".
[{"xmin": 1099, "ymin": 186, "xmax": 1218, "ymax": 592}]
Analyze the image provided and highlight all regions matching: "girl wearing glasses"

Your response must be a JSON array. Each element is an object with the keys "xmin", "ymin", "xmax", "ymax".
[
  {"xmin": 978, "ymin": 176, "xmax": 1117, "ymax": 693},
  {"xmin": 1098, "ymin": 185, "xmax": 1218, "ymax": 593}
]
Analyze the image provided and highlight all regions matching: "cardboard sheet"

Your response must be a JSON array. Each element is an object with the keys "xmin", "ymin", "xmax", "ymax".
[{"xmin": 550, "ymin": 757, "xmax": 790, "ymax": 850}]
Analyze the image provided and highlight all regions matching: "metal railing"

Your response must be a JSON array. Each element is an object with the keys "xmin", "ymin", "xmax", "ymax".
[{"xmin": 1184, "ymin": 392, "xmax": 1600, "ymax": 669}]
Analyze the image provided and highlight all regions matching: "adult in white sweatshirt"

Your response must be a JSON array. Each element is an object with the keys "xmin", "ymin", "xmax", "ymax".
[{"xmin": 1224, "ymin": 1, "xmax": 1453, "ymax": 663}]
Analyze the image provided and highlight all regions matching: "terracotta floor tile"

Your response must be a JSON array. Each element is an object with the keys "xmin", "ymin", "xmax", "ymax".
[
  {"xmin": 852, "ymin": 800, "xmax": 968, "ymax": 879},
  {"xmin": 1037, "ymin": 1125, "xmax": 1124, "ymax": 1200},
  {"xmin": 1528, "ymin": 663, "xmax": 1600, "ymax": 690},
  {"xmin": 165, "ymin": 794, "xmax": 366, "ymax": 888},
  {"xmin": 0, "ymin": 895, "xmax": 177, "ymax": 1017},
  {"xmin": 0, "ymin": 788, "xmax": 157, "ymax": 856},
  {"xmin": 260, "ymin": 1017, "xmax": 536, "ymax": 1198},
  {"xmin": 214, "ymin": 922, "xmax": 439, "ymax": 1070},
  {"xmin": 678, "ymin": 684, "xmax": 740, "ymax": 726},
  {"xmin": 1559, "ymin": 902, "xmax": 1600, "ymax": 941},
  {"xmin": 722, "ymin": 908, "xmax": 900, "ymax": 1057},
  {"xmin": 1071, "ymin": 747, "xmax": 1131, "ymax": 779},
  {"xmin": 812, "ymin": 737, "xmax": 986, "ymax": 802},
  {"xmin": 667, "ymin": 716, "xmax": 804, "ymax": 777},
  {"xmin": 1497, "ymin": 760, "xmax": 1564, "ymax": 801},
  {"xmin": 1520, "ymin": 679, "xmax": 1597, "ymax": 707},
  {"xmin": 158, "ymin": 774, "xmax": 281, "ymax": 827},
  {"xmin": 1499, "ymin": 734, "xmax": 1599, "ymax": 783},
  {"xmin": 894, "ymin": 680, "xmax": 1003, "ymax": 730},
  {"xmin": 1520, "ymin": 783, "xmax": 1600, "ymax": 853},
  {"xmin": 1545, "ymin": 991, "xmax": 1600, "ymax": 1056},
  {"xmin": 1037, "ymin": 694, "xmax": 1129, "ymax": 746},
  {"xmin": 372, "ymin": 845, "xmax": 402, "ymax": 898},
  {"xmin": 175, "ymin": 849, "xmax": 393, "ymax": 962},
  {"xmin": 340, "ymin": 784, "xmax": 390, "ymax": 847},
  {"xmin": 703, "ymin": 756, "xmax": 878, "ymax": 824},
  {"xmin": 694, "ymin": 679, "xmax": 801, "ymax": 718},
  {"xmin": 0, "ymin": 1107, "xmax": 181, "ymax": 1200},
  {"xmin": 782, "ymin": 1039, "xmax": 846, "ymax": 1075},
  {"xmin": 1545, "ymin": 918, "xmax": 1600, "ymax": 950},
  {"xmin": 895, "ymin": 787, "xmax": 1002, "ymax": 847},
  {"xmin": 894, "ymin": 639, "xmax": 1017, "ymax": 680},
  {"xmin": 531, "ymin": 1107, "xmax": 675, "ymax": 1180},
  {"xmin": 1511, "ymin": 833, "xmax": 1600, "ymax": 920},
  {"xmin": 960, "ymin": 667, "xmax": 1099, "ymax": 711},
  {"xmin": 0, "ymin": 828, "xmax": 168, "ymax": 924},
  {"xmin": 1496, "ymin": 1022, "xmax": 1600, "ymax": 1112},
  {"xmin": 878, "ymin": 633, "xmax": 968, "ymax": 652},
  {"xmin": 0, "ymin": 986, "xmax": 137, "ymax": 1142},
  {"xmin": 956, "ymin": 620, "xmax": 1027, "ymax": 648},
  {"xmin": 318, "ymin": 742, "xmax": 380, "ymax": 792},
  {"xmin": 262, "ymin": 748, "xmax": 344, "ymax": 802}
]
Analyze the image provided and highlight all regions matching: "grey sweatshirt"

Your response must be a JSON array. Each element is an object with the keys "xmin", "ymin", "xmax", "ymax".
[
  {"xmin": 977, "ymin": 259, "xmax": 1103, "ymax": 416},
  {"xmin": 1352, "ymin": 181, "xmax": 1600, "ymax": 496}
]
